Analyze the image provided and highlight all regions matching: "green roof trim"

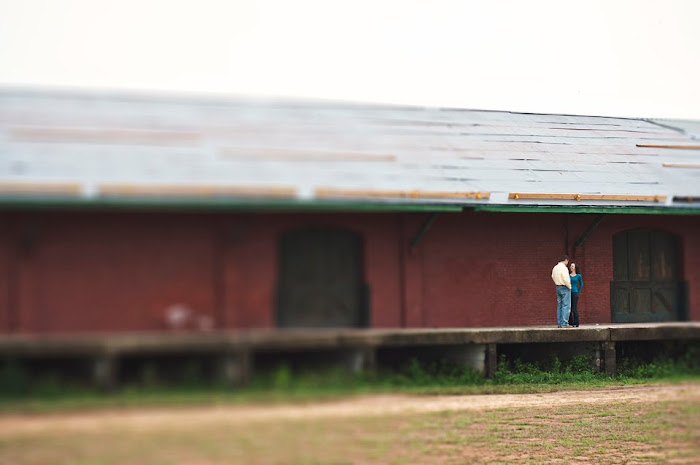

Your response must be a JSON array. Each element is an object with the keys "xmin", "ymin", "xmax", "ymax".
[
  {"xmin": 3, "ymin": 195, "xmax": 700, "ymax": 215},
  {"xmin": 0, "ymin": 195, "xmax": 464, "ymax": 213},
  {"xmin": 473, "ymin": 205, "xmax": 700, "ymax": 215}
]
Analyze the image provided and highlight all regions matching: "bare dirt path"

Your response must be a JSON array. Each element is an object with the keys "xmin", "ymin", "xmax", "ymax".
[{"xmin": 1, "ymin": 383, "xmax": 698, "ymax": 436}]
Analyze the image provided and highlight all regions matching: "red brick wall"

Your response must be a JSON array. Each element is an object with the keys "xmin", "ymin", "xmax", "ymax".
[
  {"xmin": 0, "ymin": 224, "xmax": 10, "ymax": 332},
  {"xmin": 414, "ymin": 211, "xmax": 700, "ymax": 327},
  {"xmin": 416, "ymin": 212, "xmax": 566, "ymax": 327},
  {"xmin": 220, "ymin": 213, "xmax": 402, "ymax": 329},
  {"xmin": 0, "ymin": 210, "xmax": 697, "ymax": 333},
  {"xmin": 1, "ymin": 213, "xmax": 219, "ymax": 333},
  {"xmin": 0, "ymin": 211, "xmax": 403, "ymax": 333}
]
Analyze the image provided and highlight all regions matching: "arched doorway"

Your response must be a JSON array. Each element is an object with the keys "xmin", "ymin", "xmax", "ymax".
[
  {"xmin": 276, "ymin": 229, "xmax": 369, "ymax": 328},
  {"xmin": 611, "ymin": 229, "xmax": 688, "ymax": 322}
]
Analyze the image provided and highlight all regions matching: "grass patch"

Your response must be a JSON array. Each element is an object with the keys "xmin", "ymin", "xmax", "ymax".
[{"xmin": 0, "ymin": 351, "xmax": 698, "ymax": 413}]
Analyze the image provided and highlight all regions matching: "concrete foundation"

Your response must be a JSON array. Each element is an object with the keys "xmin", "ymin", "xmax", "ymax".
[{"xmin": 0, "ymin": 323, "xmax": 696, "ymax": 387}]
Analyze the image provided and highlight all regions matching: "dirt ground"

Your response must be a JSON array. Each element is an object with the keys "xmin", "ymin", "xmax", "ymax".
[{"xmin": 1, "ymin": 383, "xmax": 698, "ymax": 436}]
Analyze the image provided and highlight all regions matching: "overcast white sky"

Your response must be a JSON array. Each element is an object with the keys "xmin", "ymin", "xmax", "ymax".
[{"xmin": 1, "ymin": 0, "xmax": 699, "ymax": 119}]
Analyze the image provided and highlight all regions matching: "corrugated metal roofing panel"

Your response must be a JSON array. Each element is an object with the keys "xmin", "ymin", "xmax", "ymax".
[
  {"xmin": 1, "ymin": 89, "xmax": 699, "ymax": 212},
  {"xmin": 650, "ymin": 119, "xmax": 700, "ymax": 139}
]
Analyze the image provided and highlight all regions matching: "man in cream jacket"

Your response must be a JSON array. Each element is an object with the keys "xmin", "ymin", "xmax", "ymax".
[{"xmin": 551, "ymin": 255, "xmax": 572, "ymax": 328}]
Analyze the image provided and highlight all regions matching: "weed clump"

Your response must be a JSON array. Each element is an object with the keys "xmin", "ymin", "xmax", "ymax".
[{"xmin": 493, "ymin": 354, "xmax": 601, "ymax": 385}]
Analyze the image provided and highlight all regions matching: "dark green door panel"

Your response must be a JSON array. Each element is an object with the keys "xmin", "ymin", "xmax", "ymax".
[
  {"xmin": 611, "ymin": 229, "xmax": 687, "ymax": 322},
  {"xmin": 277, "ymin": 229, "xmax": 366, "ymax": 328}
]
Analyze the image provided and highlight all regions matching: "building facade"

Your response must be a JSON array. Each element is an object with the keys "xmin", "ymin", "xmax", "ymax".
[
  {"xmin": 0, "ymin": 209, "xmax": 696, "ymax": 333},
  {"xmin": 1, "ymin": 90, "xmax": 699, "ymax": 334}
]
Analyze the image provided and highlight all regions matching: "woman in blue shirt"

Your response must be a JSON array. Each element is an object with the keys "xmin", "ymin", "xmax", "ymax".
[{"xmin": 569, "ymin": 263, "xmax": 583, "ymax": 327}]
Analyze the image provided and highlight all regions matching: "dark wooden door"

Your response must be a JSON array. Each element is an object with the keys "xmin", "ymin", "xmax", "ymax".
[
  {"xmin": 277, "ymin": 229, "xmax": 367, "ymax": 328},
  {"xmin": 611, "ymin": 229, "xmax": 687, "ymax": 322}
]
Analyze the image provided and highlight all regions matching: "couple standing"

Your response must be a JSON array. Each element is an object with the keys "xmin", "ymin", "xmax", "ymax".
[{"xmin": 551, "ymin": 255, "xmax": 584, "ymax": 328}]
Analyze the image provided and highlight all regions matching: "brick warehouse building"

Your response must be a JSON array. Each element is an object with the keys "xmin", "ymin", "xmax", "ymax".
[{"xmin": 0, "ymin": 90, "xmax": 699, "ymax": 335}]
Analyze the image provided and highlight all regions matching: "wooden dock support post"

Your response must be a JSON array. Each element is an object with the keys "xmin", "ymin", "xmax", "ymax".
[
  {"xmin": 93, "ymin": 353, "xmax": 117, "ymax": 391},
  {"xmin": 220, "ymin": 349, "xmax": 252, "ymax": 386},
  {"xmin": 345, "ymin": 347, "xmax": 376, "ymax": 373},
  {"xmin": 604, "ymin": 341, "xmax": 616, "ymax": 377},
  {"xmin": 486, "ymin": 343, "xmax": 498, "ymax": 378}
]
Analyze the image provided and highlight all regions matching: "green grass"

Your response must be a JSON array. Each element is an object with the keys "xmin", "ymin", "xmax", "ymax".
[{"xmin": 1, "ymin": 352, "xmax": 698, "ymax": 413}]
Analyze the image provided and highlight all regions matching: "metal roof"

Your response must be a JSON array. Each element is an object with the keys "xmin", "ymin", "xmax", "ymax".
[
  {"xmin": 1, "ymin": 89, "xmax": 700, "ymax": 213},
  {"xmin": 650, "ymin": 119, "xmax": 700, "ymax": 140}
]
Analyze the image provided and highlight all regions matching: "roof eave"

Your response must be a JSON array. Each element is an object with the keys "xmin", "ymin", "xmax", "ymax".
[{"xmin": 2, "ymin": 195, "xmax": 700, "ymax": 215}]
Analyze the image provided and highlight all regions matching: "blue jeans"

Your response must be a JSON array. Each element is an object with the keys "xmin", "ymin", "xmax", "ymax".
[{"xmin": 556, "ymin": 286, "xmax": 571, "ymax": 326}]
